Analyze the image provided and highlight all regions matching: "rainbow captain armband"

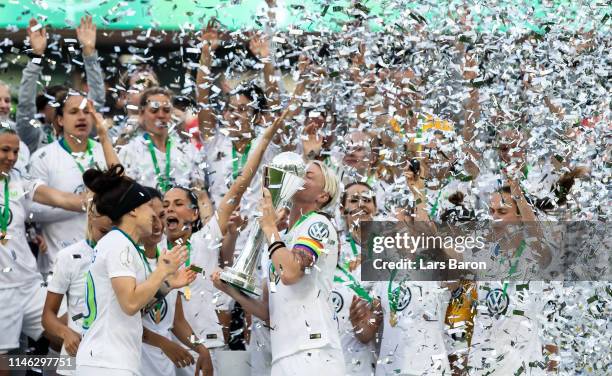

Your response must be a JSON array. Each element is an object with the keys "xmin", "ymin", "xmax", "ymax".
[{"xmin": 293, "ymin": 237, "xmax": 324, "ymax": 262}]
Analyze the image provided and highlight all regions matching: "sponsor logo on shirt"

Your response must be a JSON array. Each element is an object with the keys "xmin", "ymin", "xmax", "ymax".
[
  {"xmin": 0, "ymin": 205, "xmax": 13, "ymax": 226},
  {"xmin": 147, "ymin": 297, "xmax": 168, "ymax": 323},
  {"xmin": 485, "ymin": 288, "xmax": 510, "ymax": 316},
  {"xmin": 331, "ymin": 290, "xmax": 344, "ymax": 313},
  {"xmin": 120, "ymin": 247, "xmax": 134, "ymax": 267},
  {"xmin": 308, "ymin": 221, "xmax": 330, "ymax": 242},
  {"xmin": 395, "ymin": 283, "xmax": 412, "ymax": 311}
]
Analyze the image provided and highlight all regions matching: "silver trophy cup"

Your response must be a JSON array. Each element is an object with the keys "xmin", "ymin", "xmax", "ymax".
[{"xmin": 220, "ymin": 152, "xmax": 305, "ymax": 296}]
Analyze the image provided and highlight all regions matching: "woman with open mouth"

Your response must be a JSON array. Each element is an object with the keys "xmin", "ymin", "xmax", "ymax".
[
  {"xmin": 74, "ymin": 164, "xmax": 196, "ymax": 376},
  {"xmin": 139, "ymin": 186, "xmax": 213, "ymax": 376},
  {"xmin": 28, "ymin": 92, "xmax": 116, "ymax": 278},
  {"xmin": 163, "ymin": 108, "xmax": 289, "ymax": 376}
]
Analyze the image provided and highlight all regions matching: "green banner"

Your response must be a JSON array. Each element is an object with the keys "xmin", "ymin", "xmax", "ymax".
[{"xmin": 0, "ymin": 1, "xmax": 609, "ymax": 32}]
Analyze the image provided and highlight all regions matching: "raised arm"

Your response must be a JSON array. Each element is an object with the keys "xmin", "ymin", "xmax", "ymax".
[
  {"xmin": 216, "ymin": 107, "xmax": 290, "ymax": 235},
  {"xmin": 88, "ymin": 100, "xmax": 120, "ymax": 168},
  {"xmin": 16, "ymin": 18, "xmax": 47, "ymax": 153},
  {"xmin": 77, "ymin": 16, "xmax": 105, "ymax": 110},
  {"xmin": 196, "ymin": 20, "xmax": 221, "ymax": 139}
]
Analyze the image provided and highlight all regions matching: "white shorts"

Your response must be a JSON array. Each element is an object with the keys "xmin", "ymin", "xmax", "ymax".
[
  {"xmin": 248, "ymin": 322, "xmax": 272, "ymax": 376},
  {"xmin": 271, "ymin": 347, "xmax": 346, "ymax": 376},
  {"xmin": 75, "ymin": 365, "xmax": 138, "ymax": 376},
  {"xmin": 140, "ymin": 342, "xmax": 174, "ymax": 376},
  {"xmin": 0, "ymin": 282, "xmax": 46, "ymax": 352}
]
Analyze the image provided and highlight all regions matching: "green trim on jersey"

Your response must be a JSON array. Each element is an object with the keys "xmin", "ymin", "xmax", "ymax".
[{"xmin": 82, "ymin": 271, "xmax": 97, "ymax": 330}]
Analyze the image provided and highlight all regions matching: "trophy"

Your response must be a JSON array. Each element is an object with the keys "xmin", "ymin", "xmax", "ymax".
[{"xmin": 220, "ymin": 152, "xmax": 305, "ymax": 296}]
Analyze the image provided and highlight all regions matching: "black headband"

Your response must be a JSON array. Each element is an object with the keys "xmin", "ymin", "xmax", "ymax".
[{"xmin": 107, "ymin": 182, "xmax": 152, "ymax": 221}]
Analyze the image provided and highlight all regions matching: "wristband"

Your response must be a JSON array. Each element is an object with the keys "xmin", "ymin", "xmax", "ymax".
[
  {"xmin": 27, "ymin": 52, "xmax": 44, "ymax": 65},
  {"xmin": 268, "ymin": 241, "xmax": 286, "ymax": 259},
  {"xmin": 143, "ymin": 281, "xmax": 172, "ymax": 314}
]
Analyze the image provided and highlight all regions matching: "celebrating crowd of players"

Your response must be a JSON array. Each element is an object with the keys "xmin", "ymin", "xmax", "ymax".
[{"xmin": 0, "ymin": 4, "xmax": 609, "ymax": 376}]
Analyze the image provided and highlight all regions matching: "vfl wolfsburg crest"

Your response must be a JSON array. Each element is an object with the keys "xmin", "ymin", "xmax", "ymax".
[
  {"xmin": 331, "ymin": 290, "xmax": 344, "ymax": 313},
  {"xmin": 148, "ymin": 297, "xmax": 169, "ymax": 323},
  {"xmin": 308, "ymin": 221, "xmax": 330, "ymax": 241},
  {"xmin": 0, "ymin": 205, "xmax": 13, "ymax": 227},
  {"xmin": 485, "ymin": 288, "xmax": 510, "ymax": 316},
  {"xmin": 394, "ymin": 283, "xmax": 412, "ymax": 312}
]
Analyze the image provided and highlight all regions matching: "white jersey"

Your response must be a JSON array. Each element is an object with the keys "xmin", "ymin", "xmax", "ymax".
[
  {"xmin": 118, "ymin": 133, "xmax": 205, "ymax": 190},
  {"xmin": 268, "ymin": 212, "xmax": 342, "ymax": 363},
  {"xmin": 374, "ymin": 280, "xmax": 451, "ymax": 376},
  {"xmin": 179, "ymin": 217, "xmax": 225, "ymax": 348},
  {"xmin": 470, "ymin": 280, "xmax": 548, "ymax": 375},
  {"xmin": 76, "ymin": 229, "xmax": 147, "ymax": 375},
  {"xmin": 28, "ymin": 140, "xmax": 107, "ymax": 274},
  {"xmin": 46, "ymin": 239, "xmax": 94, "ymax": 376},
  {"xmin": 16, "ymin": 140, "xmax": 30, "ymax": 172},
  {"xmin": 141, "ymin": 253, "xmax": 178, "ymax": 376},
  {"xmin": 202, "ymin": 132, "xmax": 279, "ymax": 216},
  {"xmin": 0, "ymin": 169, "xmax": 43, "ymax": 288},
  {"xmin": 331, "ymin": 265, "xmax": 376, "ymax": 375}
]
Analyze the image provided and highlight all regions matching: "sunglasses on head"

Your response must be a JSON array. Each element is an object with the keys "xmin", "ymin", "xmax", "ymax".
[{"xmin": 146, "ymin": 100, "xmax": 172, "ymax": 114}]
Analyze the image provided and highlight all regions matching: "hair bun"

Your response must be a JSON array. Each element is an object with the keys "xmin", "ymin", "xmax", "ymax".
[{"xmin": 83, "ymin": 164, "xmax": 125, "ymax": 194}]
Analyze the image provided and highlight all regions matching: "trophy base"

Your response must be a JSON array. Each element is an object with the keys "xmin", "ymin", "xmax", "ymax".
[{"xmin": 220, "ymin": 268, "xmax": 262, "ymax": 297}]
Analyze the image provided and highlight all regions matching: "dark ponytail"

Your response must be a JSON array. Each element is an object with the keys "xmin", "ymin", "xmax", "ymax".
[{"xmin": 83, "ymin": 164, "xmax": 143, "ymax": 223}]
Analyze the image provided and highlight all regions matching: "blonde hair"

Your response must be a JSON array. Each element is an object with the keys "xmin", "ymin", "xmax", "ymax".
[{"xmin": 310, "ymin": 160, "xmax": 340, "ymax": 212}]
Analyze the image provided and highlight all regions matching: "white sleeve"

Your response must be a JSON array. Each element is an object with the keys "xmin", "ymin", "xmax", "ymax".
[
  {"xmin": 47, "ymin": 251, "xmax": 73, "ymax": 294},
  {"xmin": 295, "ymin": 216, "xmax": 338, "ymax": 265},
  {"xmin": 106, "ymin": 244, "xmax": 139, "ymax": 279},
  {"xmin": 117, "ymin": 143, "xmax": 139, "ymax": 181},
  {"xmin": 26, "ymin": 149, "xmax": 73, "ymax": 221},
  {"xmin": 189, "ymin": 145, "xmax": 207, "ymax": 188},
  {"xmin": 192, "ymin": 215, "xmax": 223, "ymax": 246},
  {"xmin": 23, "ymin": 174, "xmax": 43, "ymax": 202}
]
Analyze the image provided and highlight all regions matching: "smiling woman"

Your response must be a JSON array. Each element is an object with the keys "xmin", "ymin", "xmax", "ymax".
[{"xmin": 0, "ymin": 127, "xmax": 89, "ymax": 359}]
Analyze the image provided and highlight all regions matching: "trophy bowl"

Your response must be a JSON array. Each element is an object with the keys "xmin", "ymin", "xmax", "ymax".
[{"xmin": 220, "ymin": 152, "xmax": 305, "ymax": 296}]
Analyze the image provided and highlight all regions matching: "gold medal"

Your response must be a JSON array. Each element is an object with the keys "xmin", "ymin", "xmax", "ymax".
[
  {"xmin": 0, "ymin": 232, "xmax": 7, "ymax": 246},
  {"xmin": 184, "ymin": 286, "xmax": 191, "ymax": 301},
  {"xmin": 390, "ymin": 311, "xmax": 398, "ymax": 327},
  {"xmin": 154, "ymin": 309, "xmax": 161, "ymax": 324}
]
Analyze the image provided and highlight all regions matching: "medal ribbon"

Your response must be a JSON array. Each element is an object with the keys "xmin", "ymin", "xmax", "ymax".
[
  {"xmin": 59, "ymin": 137, "xmax": 95, "ymax": 173},
  {"xmin": 144, "ymin": 133, "xmax": 172, "ymax": 192},
  {"xmin": 1, "ymin": 178, "xmax": 9, "ymax": 241},
  {"xmin": 231, "ymin": 142, "xmax": 251, "ymax": 180},
  {"xmin": 168, "ymin": 239, "xmax": 191, "ymax": 267},
  {"xmin": 387, "ymin": 269, "xmax": 399, "ymax": 315},
  {"xmin": 334, "ymin": 265, "xmax": 372, "ymax": 303}
]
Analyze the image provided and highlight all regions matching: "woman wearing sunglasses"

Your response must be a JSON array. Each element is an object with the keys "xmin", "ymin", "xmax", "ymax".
[{"xmin": 118, "ymin": 87, "xmax": 208, "ymax": 197}]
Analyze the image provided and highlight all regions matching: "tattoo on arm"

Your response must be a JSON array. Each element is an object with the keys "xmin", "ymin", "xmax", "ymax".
[{"xmin": 291, "ymin": 247, "xmax": 315, "ymax": 271}]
